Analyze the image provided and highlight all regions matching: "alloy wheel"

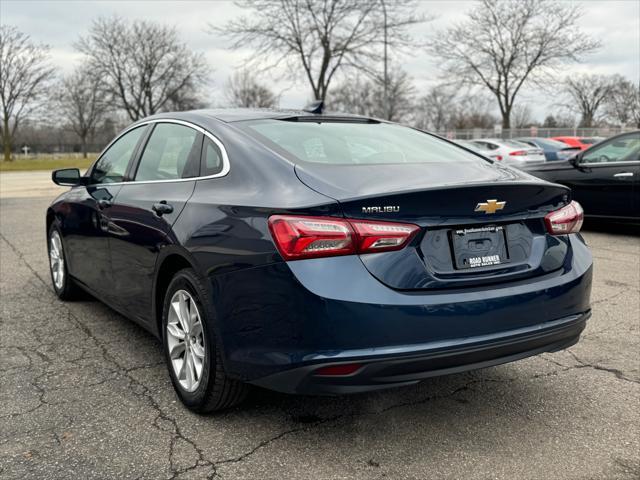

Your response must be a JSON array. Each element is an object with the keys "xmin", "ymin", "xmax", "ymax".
[
  {"xmin": 166, "ymin": 289, "xmax": 205, "ymax": 392},
  {"xmin": 49, "ymin": 231, "xmax": 65, "ymax": 290}
]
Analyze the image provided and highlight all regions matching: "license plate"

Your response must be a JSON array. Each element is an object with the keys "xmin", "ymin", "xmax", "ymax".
[{"xmin": 450, "ymin": 225, "xmax": 509, "ymax": 269}]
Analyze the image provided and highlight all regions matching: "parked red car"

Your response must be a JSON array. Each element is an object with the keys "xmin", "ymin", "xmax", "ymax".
[{"xmin": 551, "ymin": 136, "xmax": 604, "ymax": 151}]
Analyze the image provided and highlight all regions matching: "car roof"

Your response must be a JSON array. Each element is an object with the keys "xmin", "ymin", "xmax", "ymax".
[{"xmin": 144, "ymin": 108, "xmax": 377, "ymax": 123}]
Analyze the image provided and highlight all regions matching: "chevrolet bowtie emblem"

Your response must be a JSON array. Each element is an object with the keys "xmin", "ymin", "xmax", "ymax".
[{"xmin": 475, "ymin": 199, "xmax": 506, "ymax": 214}]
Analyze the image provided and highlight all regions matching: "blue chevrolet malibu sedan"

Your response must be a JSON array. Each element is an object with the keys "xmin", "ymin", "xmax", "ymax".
[{"xmin": 47, "ymin": 108, "xmax": 592, "ymax": 412}]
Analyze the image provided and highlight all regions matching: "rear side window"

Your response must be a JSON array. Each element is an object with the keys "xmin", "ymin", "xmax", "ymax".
[
  {"xmin": 242, "ymin": 120, "xmax": 484, "ymax": 165},
  {"xmin": 135, "ymin": 123, "xmax": 201, "ymax": 181},
  {"xmin": 91, "ymin": 126, "xmax": 146, "ymax": 184},
  {"xmin": 201, "ymin": 137, "xmax": 223, "ymax": 176}
]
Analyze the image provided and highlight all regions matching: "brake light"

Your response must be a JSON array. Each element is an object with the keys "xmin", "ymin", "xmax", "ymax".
[
  {"xmin": 509, "ymin": 150, "xmax": 527, "ymax": 156},
  {"xmin": 268, "ymin": 215, "xmax": 419, "ymax": 260},
  {"xmin": 350, "ymin": 219, "xmax": 419, "ymax": 252},
  {"xmin": 544, "ymin": 201, "xmax": 584, "ymax": 235},
  {"xmin": 496, "ymin": 155, "xmax": 503, "ymax": 161}
]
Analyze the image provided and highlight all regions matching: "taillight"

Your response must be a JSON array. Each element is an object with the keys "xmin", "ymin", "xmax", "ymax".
[
  {"xmin": 268, "ymin": 215, "xmax": 419, "ymax": 260},
  {"xmin": 268, "ymin": 216, "xmax": 354, "ymax": 260},
  {"xmin": 496, "ymin": 155, "xmax": 503, "ymax": 161},
  {"xmin": 509, "ymin": 150, "xmax": 527, "ymax": 156},
  {"xmin": 544, "ymin": 201, "xmax": 584, "ymax": 235},
  {"xmin": 350, "ymin": 219, "xmax": 419, "ymax": 253}
]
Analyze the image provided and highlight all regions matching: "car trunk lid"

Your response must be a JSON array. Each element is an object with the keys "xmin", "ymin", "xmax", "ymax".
[{"xmin": 295, "ymin": 161, "xmax": 571, "ymax": 290}]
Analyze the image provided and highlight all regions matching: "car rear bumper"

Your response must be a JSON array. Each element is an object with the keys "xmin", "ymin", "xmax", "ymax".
[
  {"xmin": 210, "ymin": 234, "xmax": 592, "ymax": 393},
  {"xmin": 249, "ymin": 311, "xmax": 589, "ymax": 394}
]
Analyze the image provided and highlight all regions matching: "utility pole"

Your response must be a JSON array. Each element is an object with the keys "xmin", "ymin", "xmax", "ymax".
[{"xmin": 381, "ymin": 0, "xmax": 389, "ymax": 120}]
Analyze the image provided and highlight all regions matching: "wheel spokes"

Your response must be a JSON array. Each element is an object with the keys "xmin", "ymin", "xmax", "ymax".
[
  {"xmin": 179, "ymin": 293, "xmax": 191, "ymax": 331},
  {"xmin": 167, "ymin": 322, "xmax": 185, "ymax": 341},
  {"xmin": 185, "ymin": 351, "xmax": 196, "ymax": 390},
  {"xmin": 166, "ymin": 289, "xmax": 205, "ymax": 393},
  {"xmin": 191, "ymin": 342, "xmax": 205, "ymax": 359},
  {"xmin": 49, "ymin": 232, "xmax": 65, "ymax": 289}
]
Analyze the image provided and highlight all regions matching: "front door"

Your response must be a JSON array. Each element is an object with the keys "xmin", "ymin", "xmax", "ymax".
[
  {"xmin": 572, "ymin": 133, "xmax": 640, "ymax": 219},
  {"xmin": 105, "ymin": 122, "xmax": 203, "ymax": 323},
  {"xmin": 64, "ymin": 125, "xmax": 148, "ymax": 297}
]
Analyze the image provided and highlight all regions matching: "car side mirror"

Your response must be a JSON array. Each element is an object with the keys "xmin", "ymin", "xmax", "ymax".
[
  {"xmin": 568, "ymin": 153, "xmax": 581, "ymax": 166},
  {"xmin": 52, "ymin": 168, "xmax": 84, "ymax": 186}
]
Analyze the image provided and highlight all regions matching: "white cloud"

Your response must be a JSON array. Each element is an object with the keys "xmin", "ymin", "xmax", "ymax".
[{"xmin": 2, "ymin": 0, "xmax": 638, "ymax": 120}]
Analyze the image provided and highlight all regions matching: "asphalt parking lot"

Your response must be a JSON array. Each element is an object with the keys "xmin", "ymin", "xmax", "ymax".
[{"xmin": 1, "ymin": 173, "xmax": 639, "ymax": 480}]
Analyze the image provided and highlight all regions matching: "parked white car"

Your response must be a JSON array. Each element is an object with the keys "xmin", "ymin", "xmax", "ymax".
[
  {"xmin": 470, "ymin": 138, "xmax": 546, "ymax": 168},
  {"xmin": 455, "ymin": 140, "xmax": 504, "ymax": 162}
]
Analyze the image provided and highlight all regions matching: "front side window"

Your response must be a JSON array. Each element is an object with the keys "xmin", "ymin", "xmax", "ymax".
[
  {"xmin": 91, "ymin": 126, "xmax": 146, "ymax": 184},
  {"xmin": 135, "ymin": 123, "xmax": 200, "ymax": 181},
  {"xmin": 242, "ymin": 120, "xmax": 486, "ymax": 165},
  {"xmin": 582, "ymin": 133, "xmax": 640, "ymax": 164}
]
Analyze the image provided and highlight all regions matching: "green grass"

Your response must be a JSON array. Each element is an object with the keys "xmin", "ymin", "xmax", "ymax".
[{"xmin": 0, "ymin": 155, "xmax": 96, "ymax": 172}]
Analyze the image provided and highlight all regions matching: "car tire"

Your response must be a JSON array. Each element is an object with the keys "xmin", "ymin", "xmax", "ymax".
[
  {"xmin": 162, "ymin": 268, "xmax": 249, "ymax": 413},
  {"xmin": 48, "ymin": 224, "xmax": 81, "ymax": 300}
]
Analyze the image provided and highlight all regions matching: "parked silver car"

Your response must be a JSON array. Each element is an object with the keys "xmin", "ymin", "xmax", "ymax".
[
  {"xmin": 470, "ymin": 138, "xmax": 546, "ymax": 168},
  {"xmin": 455, "ymin": 140, "xmax": 504, "ymax": 161}
]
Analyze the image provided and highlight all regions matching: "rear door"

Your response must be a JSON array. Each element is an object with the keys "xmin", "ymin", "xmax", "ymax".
[{"xmin": 104, "ymin": 121, "xmax": 203, "ymax": 322}]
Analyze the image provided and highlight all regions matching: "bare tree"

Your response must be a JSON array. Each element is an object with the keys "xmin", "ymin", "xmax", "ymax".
[
  {"xmin": 428, "ymin": 0, "xmax": 600, "ymax": 129},
  {"xmin": 382, "ymin": 69, "xmax": 416, "ymax": 123},
  {"xmin": 542, "ymin": 112, "xmax": 576, "ymax": 129},
  {"xmin": 76, "ymin": 17, "xmax": 209, "ymax": 121},
  {"xmin": 165, "ymin": 88, "xmax": 209, "ymax": 112},
  {"xmin": 225, "ymin": 70, "xmax": 278, "ymax": 108},
  {"xmin": 451, "ymin": 94, "xmax": 498, "ymax": 130},
  {"xmin": 511, "ymin": 104, "xmax": 535, "ymax": 128},
  {"xmin": 329, "ymin": 67, "xmax": 415, "ymax": 123},
  {"xmin": 606, "ymin": 76, "xmax": 640, "ymax": 128},
  {"xmin": 215, "ymin": 0, "xmax": 424, "ymax": 105},
  {"xmin": 58, "ymin": 66, "xmax": 109, "ymax": 158},
  {"xmin": 413, "ymin": 85, "xmax": 457, "ymax": 131},
  {"xmin": 0, "ymin": 26, "xmax": 55, "ymax": 161},
  {"xmin": 563, "ymin": 74, "xmax": 615, "ymax": 127}
]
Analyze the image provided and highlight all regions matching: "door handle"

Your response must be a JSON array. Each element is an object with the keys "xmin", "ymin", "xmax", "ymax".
[
  {"xmin": 613, "ymin": 172, "xmax": 634, "ymax": 178},
  {"xmin": 98, "ymin": 199, "xmax": 112, "ymax": 209},
  {"xmin": 152, "ymin": 201, "xmax": 174, "ymax": 216}
]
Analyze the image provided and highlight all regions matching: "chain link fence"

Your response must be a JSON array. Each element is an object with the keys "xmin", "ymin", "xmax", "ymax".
[
  {"xmin": 435, "ymin": 126, "xmax": 636, "ymax": 140},
  {"xmin": 4, "ymin": 125, "xmax": 638, "ymax": 160}
]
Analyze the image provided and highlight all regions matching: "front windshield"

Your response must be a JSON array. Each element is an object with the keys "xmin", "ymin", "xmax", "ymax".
[{"xmin": 242, "ymin": 120, "xmax": 486, "ymax": 165}]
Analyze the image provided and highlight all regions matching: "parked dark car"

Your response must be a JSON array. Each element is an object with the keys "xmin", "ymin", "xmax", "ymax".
[
  {"xmin": 526, "ymin": 131, "xmax": 639, "ymax": 221},
  {"xmin": 516, "ymin": 137, "xmax": 581, "ymax": 161},
  {"xmin": 47, "ymin": 109, "xmax": 593, "ymax": 412}
]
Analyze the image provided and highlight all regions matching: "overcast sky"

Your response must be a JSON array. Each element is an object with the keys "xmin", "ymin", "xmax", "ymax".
[{"xmin": 2, "ymin": 0, "xmax": 639, "ymax": 121}]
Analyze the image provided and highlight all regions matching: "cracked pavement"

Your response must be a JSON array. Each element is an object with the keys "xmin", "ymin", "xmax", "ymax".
[{"xmin": 1, "ymin": 192, "xmax": 639, "ymax": 480}]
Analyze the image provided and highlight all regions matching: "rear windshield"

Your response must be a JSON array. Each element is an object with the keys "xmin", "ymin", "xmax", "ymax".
[
  {"xmin": 502, "ymin": 140, "xmax": 532, "ymax": 148},
  {"xmin": 527, "ymin": 138, "xmax": 573, "ymax": 149},
  {"xmin": 241, "ymin": 120, "xmax": 485, "ymax": 165},
  {"xmin": 458, "ymin": 140, "xmax": 488, "ymax": 151}
]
